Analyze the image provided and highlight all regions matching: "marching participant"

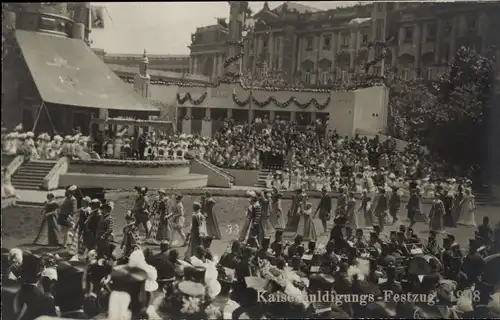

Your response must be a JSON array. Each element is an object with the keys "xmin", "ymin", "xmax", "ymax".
[
  {"xmin": 133, "ymin": 186, "xmax": 151, "ymax": 238},
  {"xmin": 84, "ymin": 199, "xmax": 103, "ymax": 251},
  {"xmin": 171, "ymin": 194, "xmax": 188, "ymax": 246},
  {"xmin": 184, "ymin": 202, "xmax": 207, "ymax": 259},
  {"xmin": 147, "ymin": 189, "xmax": 172, "ymax": 244},
  {"xmin": 33, "ymin": 192, "xmax": 60, "ymax": 246},
  {"xmin": 202, "ymin": 191, "xmax": 222, "ymax": 240},
  {"xmin": 59, "ymin": 185, "xmax": 78, "ymax": 248},
  {"xmin": 314, "ymin": 186, "xmax": 332, "ymax": 234},
  {"xmin": 67, "ymin": 196, "xmax": 92, "ymax": 259},
  {"xmin": 121, "ymin": 211, "xmax": 141, "ymax": 257},
  {"xmin": 373, "ymin": 187, "xmax": 389, "ymax": 232},
  {"xmin": 96, "ymin": 201, "xmax": 116, "ymax": 257},
  {"xmin": 269, "ymin": 187, "xmax": 284, "ymax": 229}
]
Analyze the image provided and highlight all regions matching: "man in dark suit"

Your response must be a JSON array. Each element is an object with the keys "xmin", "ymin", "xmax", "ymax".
[
  {"xmin": 55, "ymin": 261, "xmax": 88, "ymax": 319},
  {"xmin": 462, "ymin": 239, "xmax": 486, "ymax": 287},
  {"xmin": 138, "ymin": 132, "xmax": 148, "ymax": 160},
  {"xmin": 14, "ymin": 252, "xmax": 57, "ymax": 320},
  {"xmin": 314, "ymin": 187, "xmax": 332, "ymax": 234},
  {"xmin": 150, "ymin": 241, "xmax": 176, "ymax": 291}
]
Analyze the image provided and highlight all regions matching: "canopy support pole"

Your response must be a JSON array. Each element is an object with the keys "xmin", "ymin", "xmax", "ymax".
[{"xmin": 32, "ymin": 102, "xmax": 56, "ymax": 134}]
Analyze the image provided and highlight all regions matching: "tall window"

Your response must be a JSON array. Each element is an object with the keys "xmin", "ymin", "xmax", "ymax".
[
  {"xmin": 322, "ymin": 35, "xmax": 332, "ymax": 50},
  {"xmin": 341, "ymin": 33, "xmax": 349, "ymax": 47},
  {"xmin": 375, "ymin": 19, "xmax": 384, "ymax": 41},
  {"xmin": 402, "ymin": 68, "xmax": 410, "ymax": 80},
  {"xmin": 306, "ymin": 37, "xmax": 313, "ymax": 51},
  {"xmin": 362, "ymin": 34, "xmax": 369, "ymax": 44},
  {"xmin": 403, "ymin": 27, "xmax": 414, "ymax": 43},
  {"xmin": 426, "ymin": 23, "xmax": 437, "ymax": 42},
  {"xmin": 305, "ymin": 71, "xmax": 311, "ymax": 84},
  {"xmin": 468, "ymin": 16, "xmax": 477, "ymax": 30}
]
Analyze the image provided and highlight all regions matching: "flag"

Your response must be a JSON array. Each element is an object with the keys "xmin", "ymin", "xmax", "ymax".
[{"xmin": 91, "ymin": 4, "xmax": 105, "ymax": 28}]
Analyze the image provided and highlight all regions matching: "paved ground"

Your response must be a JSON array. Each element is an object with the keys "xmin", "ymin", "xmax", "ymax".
[{"xmin": 2, "ymin": 190, "xmax": 498, "ymax": 259}]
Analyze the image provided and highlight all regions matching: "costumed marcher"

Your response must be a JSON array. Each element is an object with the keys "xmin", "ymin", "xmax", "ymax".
[
  {"xmin": 372, "ymin": 187, "xmax": 389, "ymax": 232},
  {"xmin": 345, "ymin": 192, "xmax": 358, "ymax": 229},
  {"xmin": 451, "ymin": 186, "xmax": 465, "ymax": 227},
  {"xmin": 335, "ymin": 187, "xmax": 348, "ymax": 217},
  {"xmin": 285, "ymin": 189, "xmax": 306, "ymax": 232},
  {"xmin": 406, "ymin": 188, "xmax": 423, "ymax": 228},
  {"xmin": 96, "ymin": 201, "xmax": 116, "ymax": 256},
  {"xmin": 358, "ymin": 189, "xmax": 372, "ymax": 227},
  {"xmin": 67, "ymin": 196, "xmax": 92, "ymax": 259},
  {"xmin": 84, "ymin": 199, "xmax": 103, "ymax": 251},
  {"xmin": 184, "ymin": 202, "xmax": 207, "ymax": 259},
  {"xmin": 33, "ymin": 193, "xmax": 60, "ymax": 246},
  {"xmin": 121, "ymin": 211, "xmax": 141, "ymax": 258},
  {"xmin": 456, "ymin": 188, "xmax": 477, "ymax": 227},
  {"xmin": 314, "ymin": 187, "xmax": 332, "ymax": 234},
  {"xmin": 133, "ymin": 186, "xmax": 151, "ymax": 238},
  {"xmin": 171, "ymin": 194, "xmax": 187, "ymax": 246},
  {"xmin": 428, "ymin": 193, "xmax": 445, "ymax": 233},
  {"xmin": 203, "ymin": 191, "xmax": 222, "ymax": 240},
  {"xmin": 146, "ymin": 189, "xmax": 172, "ymax": 244},
  {"xmin": 238, "ymin": 192, "xmax": 265, "ymax": 245},
  {"xmin": 389, "ymin": 186, "xmax": 401, "ymax": 224},
  {"xmin": 260, "ymin": 190, "xmax": 275, "ymax": 234},
  {"xmin": 296, "ymin": 198, "xmax": 317, "ymax": 241},
  {"xmin": 59, "ymin": 185, "xmax": 78, "ymax": 248},
  {"xmin": 269, "ymin": 187, "xmax": 284, "ymax": 229},
  {"xmin": 441, "ymin": 189, "xmax": 454, "ymax": 227},
  {"xmin": 476, "ymin": 216, "xmax": 493, "ymax": 250}
]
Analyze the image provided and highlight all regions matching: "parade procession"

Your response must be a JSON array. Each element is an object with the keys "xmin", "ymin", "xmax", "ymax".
[{"xmin": 2, "ymin": 1, "xmax": 500, "ymax": 320}]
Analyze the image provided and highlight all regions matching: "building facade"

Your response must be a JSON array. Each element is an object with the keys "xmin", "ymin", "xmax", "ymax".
[{"xmin": 189, "ymin": 1, "xmax": 500, "ymax": 84}]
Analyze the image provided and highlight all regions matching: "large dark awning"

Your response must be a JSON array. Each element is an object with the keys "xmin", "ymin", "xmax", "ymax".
[{"xmin": 15, "ymin": 30, "xmax": 159, "ymax": 112}]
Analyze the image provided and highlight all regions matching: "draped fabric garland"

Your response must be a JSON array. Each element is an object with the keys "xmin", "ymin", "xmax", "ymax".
[
  {"xmin": 223, "ymin": 39, "xmax": 245, "ymax": 69},
  {"xmin": 232, "ymin": 92, "xmax": 330, "ymax": 110},
  {"xmin": 176, "ymin": 92, "xmax": 208, "ymax": 105}
]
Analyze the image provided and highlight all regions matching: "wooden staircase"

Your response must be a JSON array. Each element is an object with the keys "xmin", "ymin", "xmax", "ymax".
[{"xmin": 10, "ymin": 160, "xmax": 57, "ymax": 190}]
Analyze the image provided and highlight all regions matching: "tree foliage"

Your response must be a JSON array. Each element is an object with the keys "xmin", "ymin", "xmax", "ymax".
[{"xmin": 384, "ymin": 46, "xmax": 495, "ymax": 177}]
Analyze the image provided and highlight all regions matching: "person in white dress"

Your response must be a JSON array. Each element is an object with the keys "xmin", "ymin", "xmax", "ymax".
[
  {"xmin": 456, "ymin": 188, "xmax": 477, "ymax": 227},
  {"xmin": 1, "ymin": 167, "xmax": 16, "ymax": 199},
  {"xmin": 282, "ymin": 170, "xmax": 290, "ymax": 190},
  {"xmin": 265, "ymin": 172, "xmax": 273, "ymax": 189}
]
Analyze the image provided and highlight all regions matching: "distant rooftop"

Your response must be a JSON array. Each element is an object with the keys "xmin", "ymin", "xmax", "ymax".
[
  {"xmin": 273, "ymin": 1, "xmax": 322, "ymax": 13},
  {"xmin": 104, "ymin": 53, "xmax": 189, "ymax": 59}
]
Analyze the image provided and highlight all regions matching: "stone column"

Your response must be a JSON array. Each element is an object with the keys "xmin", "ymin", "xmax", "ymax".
[
  {"xmin": 218, "ymin": 54, "xmax": 224, "ymax": 76},
  {"xmin": 202, "ymin": 108, "xmax": 212, "ymax": 137},
  {"xmin": 331, "ymin": 33, "xmax": 338, "ymax": 71},
  {"xmin": 435, "ymin": 20, "xmax": 443, "ymax": 64},
  {"xmin": 248, "ymin": 109, "xmax": 253, "ymax": 123},
  {"xmin": 269, "ymin": 110, "xmax": 275, "ymax": 121},
  {"xmin": 98, "ymin": 108, "xmax": 108, "ymax": 131},
  {"xmin": 268, "ymin": 32, "xmax": 274, "ymax": 69},
  {"xmin": 349, "ymin": 29, "xmax": 357, "ymax": 70},
  {"xmin": 279, "ymin": 35, "xmax": 284, "ymax": 70},
  {"xmin": 414, "ymin": 22, "xmax": 422, "ymax": 75},
  {"xmin": 449, "ymin": 17, "xmax": 458, "ymax": 61},
  {"xmin": 182, "ymin": 107, "xmax": 192, "ymax": 134},
  {"xmin": 212, "ymin": 55, "xmax": 217, "ymax": 78},
  {"xmin": 290, "ymin": 111, "xmax": 296, "ymax": 122},
  {"xmin": 193, "ymin": 56, "xmax": 198, "ymax": 74},
  {"xmin": 311, "ymin": 112, "xmax": 316, "ymax": 122},
  {"xmin": 227, "ymin": 108, "xmax": 233, "ymax": 119},
  {"xmin": 296, "ymin": 37, "xmax": 302, "ymax": 71}
]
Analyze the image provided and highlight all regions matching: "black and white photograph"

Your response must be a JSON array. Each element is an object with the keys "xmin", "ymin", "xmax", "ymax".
[{"xmin": 2, "ymin": 1, "xmax": 500, "ymax": 319}]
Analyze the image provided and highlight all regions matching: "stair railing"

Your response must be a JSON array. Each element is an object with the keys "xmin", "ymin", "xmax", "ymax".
[
  {"xmin": 42, "ymin": 157, "xmax": 70, "ymax": 191},
  {"xmin": 196, "ymin": 157, "xmax": 235, "ymax": 183}
]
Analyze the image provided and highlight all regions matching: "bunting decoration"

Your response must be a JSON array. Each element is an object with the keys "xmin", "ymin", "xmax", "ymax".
[
  {"xmin": 176, "ymin": 92, "xmax": 208, "ymax": 105},
  {"xmin": 232, "ymin": 92, "xmax": 330, "ymax": 110}
]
